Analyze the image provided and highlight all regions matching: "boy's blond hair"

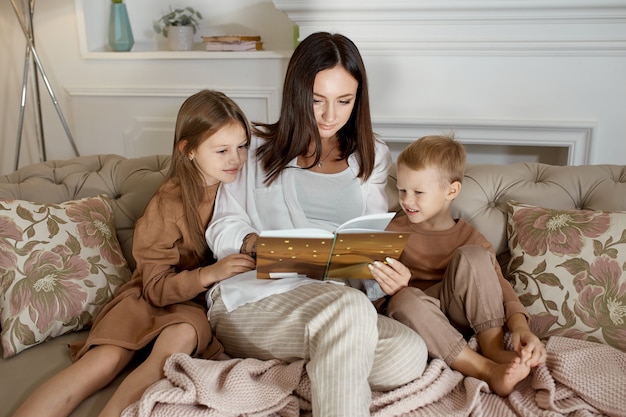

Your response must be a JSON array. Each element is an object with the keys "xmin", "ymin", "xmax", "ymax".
[{"xmin": 397, "ymin": 134, "xmax": 466, "ymax": 186}]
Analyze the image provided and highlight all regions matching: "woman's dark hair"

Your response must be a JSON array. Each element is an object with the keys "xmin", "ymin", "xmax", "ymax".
[
  {"xmin": 166, "ymin": 89, "xmax": 251, "ymax": 256},
  {"xmin": 254, "ymin": 32, "xmax": 376, "ymax": 184}
]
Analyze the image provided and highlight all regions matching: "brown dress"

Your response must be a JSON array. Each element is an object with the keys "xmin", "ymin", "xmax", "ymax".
[{"xmin": 70, "ymin": 179, "xmax": 223, "ymax": 361}]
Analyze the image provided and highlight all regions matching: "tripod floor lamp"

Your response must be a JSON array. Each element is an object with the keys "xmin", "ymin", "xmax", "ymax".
[{"xmin": 10, "ymin": 0, "xmax": 80, "ymax": 171}]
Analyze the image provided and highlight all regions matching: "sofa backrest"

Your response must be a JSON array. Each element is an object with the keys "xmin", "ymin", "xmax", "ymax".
[
  {"xmin": 387, "ymin": 162, "xmax": 626, "ymax": 256},
  {"xmin": 0, "ymin": 154, "xmax": 170, "ymax": 270},
  {"xmin": 2, "ymin": 155, "xmax": 625, "ymax": 269}
]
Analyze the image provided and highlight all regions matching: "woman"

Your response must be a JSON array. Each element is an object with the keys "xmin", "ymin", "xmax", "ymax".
[{"xmin": 206, "ymin": 32, "xmax": 428, "ymax": 417}]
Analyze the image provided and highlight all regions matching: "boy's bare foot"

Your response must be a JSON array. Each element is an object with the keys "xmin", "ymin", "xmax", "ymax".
[
  {"xmin": 486, "ymin": 356, "xmax": 531, "ymax": 396},
  {"xmin": 486, "ymin": 349, "xmax": 520, "ymax": 365}
]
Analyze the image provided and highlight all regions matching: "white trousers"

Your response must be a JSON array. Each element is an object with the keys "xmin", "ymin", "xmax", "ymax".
[{"xmin": 210, "ymin": 283, "xmax": 427, "ymax": 417}]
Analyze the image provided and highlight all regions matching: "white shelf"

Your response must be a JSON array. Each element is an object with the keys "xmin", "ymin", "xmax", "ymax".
[
  {"xmin": 75, "ymin": 0, "xmax": 295, "ymax": 60},
  {"xmin": 81, "ymin": 47, "xmax": 292, "ymax": 61}
]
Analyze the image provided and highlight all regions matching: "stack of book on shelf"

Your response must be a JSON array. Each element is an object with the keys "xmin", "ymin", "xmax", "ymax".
[{"xmin": 201, "ymin": 35, "xmax": 263, "ymax": 51}]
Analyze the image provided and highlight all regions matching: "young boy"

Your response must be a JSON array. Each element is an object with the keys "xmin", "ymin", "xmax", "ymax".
[{"xmin": 368, "ymin": 134, "xmax": 547, "ymax": 396}]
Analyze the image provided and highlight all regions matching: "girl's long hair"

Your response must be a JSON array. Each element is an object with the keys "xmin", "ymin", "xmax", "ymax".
[
  {"xmin": 254, "ymin": 32, "xmax": 376, "ymax": 185},
  {"xmin": 166, "ymin": 89, "xmax": 251, "ymax": 256}
]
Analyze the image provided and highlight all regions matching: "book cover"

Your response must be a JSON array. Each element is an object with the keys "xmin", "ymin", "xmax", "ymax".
[
  {"xmin": 202, "ymin": 35, "xmax": 262, "ymax": 42},
  {"xmin": 256, "ymin": 213, "xmax": 408, "ymax": 280},
  {"xmin": 204, "ymin": 41, "xmax": 264, "ymax": 51}
]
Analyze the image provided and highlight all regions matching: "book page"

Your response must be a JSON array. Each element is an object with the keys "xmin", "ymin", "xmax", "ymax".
[
  {"xmin": 335, "ymin": 212, "xmax": 396, "ymax": 233},
  {"xmin": 259, "ymin": 228, "xmax": 332, "ymax": 239}
]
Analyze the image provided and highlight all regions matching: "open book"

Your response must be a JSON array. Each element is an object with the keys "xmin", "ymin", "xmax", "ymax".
[{"xmin": 256, "ymin": 212, "xmax": 408, "ymax": 280}]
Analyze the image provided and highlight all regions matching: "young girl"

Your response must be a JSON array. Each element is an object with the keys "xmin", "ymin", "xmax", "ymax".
[{"xmin": 13, "ymin": 90, "xmax": 256, "ymax": 417}]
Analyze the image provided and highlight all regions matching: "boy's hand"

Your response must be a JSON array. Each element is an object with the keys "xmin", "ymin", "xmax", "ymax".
[
  {"xmin": 511, "ymin": 328, "xmax": 547, "ymax": 368},
  {"xmin": 508, "ymin": 313, "xmax": 547, "ymax": 368},
  {"xmin": 368, "ymin": 257, "xmax": 411, "ymax": 296}
]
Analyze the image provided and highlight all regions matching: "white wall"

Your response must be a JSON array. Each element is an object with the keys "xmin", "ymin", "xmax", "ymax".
[{"xmin": 2, "ymin": 0, "xmax": 626, "ymax": 175}]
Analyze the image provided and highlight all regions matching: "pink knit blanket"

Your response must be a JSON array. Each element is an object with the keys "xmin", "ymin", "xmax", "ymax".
[{"xmin": 122, "ymin": 336, "xmax": 626, "ymax": 417}]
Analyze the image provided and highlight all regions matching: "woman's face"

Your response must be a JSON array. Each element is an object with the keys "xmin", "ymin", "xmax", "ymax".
[
  {"xmin": 312, "ymin": 66, "xmax": 359, "ymax": 140},
  {"xmin": 188, "ymin": 122, "xmax": 248, "ymax": 186}
]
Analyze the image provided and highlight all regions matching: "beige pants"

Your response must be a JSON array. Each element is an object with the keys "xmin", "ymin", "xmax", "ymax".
[
  {"xmin": 210, "ymin": 283, "xmax": 427, "ymax": 417},
  {"xmin": 387, "ymin": 245, "xmax": 506, "ymax": 365}
]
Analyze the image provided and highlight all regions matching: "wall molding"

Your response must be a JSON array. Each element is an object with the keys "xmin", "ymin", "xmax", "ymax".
[
  {"xmin": 273, "ymin": 0, "xmax": 626, "ymax": 20},
  {"xmin": 65, "ymin": 84, "xmax": 279, "ymax": 123},
  {"xmin": 65, "ymin": 85, "xmax": 280, "ymax": 157},
  {"xmin": 65, "ymin": 85, "xmax": 277, "ymax": 102},
  {"xmin": 373, "ymin": 118, "xmax": 595, "ymax": 165},
  {"xmin": 123, "ymin": 117, "xmax": 175, "ymax": 158},
  {"xmin": 274, "ymin": 0, "xmax": 626, "ymax": 56},
  {"xmin": 65, "ymin": 87, "xmax": 595, "ymax": 164}
]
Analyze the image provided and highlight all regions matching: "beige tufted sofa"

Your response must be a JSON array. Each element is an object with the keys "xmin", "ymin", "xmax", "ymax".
[{"xmin": 1, "ymin": 154, "xmax": 625, "ymax": 417}]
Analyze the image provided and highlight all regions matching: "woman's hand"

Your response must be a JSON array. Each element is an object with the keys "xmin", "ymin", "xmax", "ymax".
[
  {"xmin": 368, "ymin": 257, "xmax": 411, "ymax": 296},
  {"xmin": 200, "ymin": 254, "xmax": 256, "ymax": 288}
]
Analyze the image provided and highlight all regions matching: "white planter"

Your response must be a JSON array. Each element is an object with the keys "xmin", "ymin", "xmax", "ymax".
[{"xmin": 167, "ymin": 26, "xmax": 194, "ymax": 51}]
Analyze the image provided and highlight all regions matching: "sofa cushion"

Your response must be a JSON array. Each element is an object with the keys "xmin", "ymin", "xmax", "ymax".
[
  {"xmin": 0, "ymin": 330, "xmax": 132, "ymax": 417},
  {"xmin": 506, "ymin": 201, "xmax": 626, "ymax": 352},
  {"xmin": 0, "ymin": 154, "xmax": 171, "ymax": 271},
  {"xmin": 0, "ymin": 195, "xmax": 131, "ymax": 358}
]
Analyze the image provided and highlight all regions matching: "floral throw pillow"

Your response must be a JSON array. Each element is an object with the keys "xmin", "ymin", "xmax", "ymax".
[
  {"xmin": 506, "ymin": 201, "xmax": 626, "ymax": 352},
  {"xmin": 0, "ymin": 195, "xmax": 131, "ymax": 357}
]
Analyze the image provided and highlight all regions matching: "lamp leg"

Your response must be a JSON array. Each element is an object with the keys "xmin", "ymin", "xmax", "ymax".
[
  {"xmin": 28, "ymin": 0, "xmax": 47, "ymax": 162},
  {"xmin": 14, "ymin": 45, "xmax": 31, "ymax": 171},
  {"xmin": 10, "ymin": 0, "xmax": 80, "ymax": 170}
]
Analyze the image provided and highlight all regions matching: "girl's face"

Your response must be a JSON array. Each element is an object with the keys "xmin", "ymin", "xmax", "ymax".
[
  {"xmin": 188, "ymin": 122, "xmax": 248, "ymax": 186},
  {"xmin": 312, "ymin": 66, "xmax": 359, "ymax": 140}
]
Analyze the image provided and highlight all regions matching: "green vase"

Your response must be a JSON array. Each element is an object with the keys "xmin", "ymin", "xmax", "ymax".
[{"xmin": 108, "ymin": 3, "xmax": 134, "ymax": 52}]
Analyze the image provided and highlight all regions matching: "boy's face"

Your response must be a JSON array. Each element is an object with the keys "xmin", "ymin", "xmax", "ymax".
[{"xmin": 396, "ymin": 164, "xmax": 460, "ymax": 230}]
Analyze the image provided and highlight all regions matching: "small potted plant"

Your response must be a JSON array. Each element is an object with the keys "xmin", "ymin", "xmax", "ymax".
[{"xmin": 153, "ymin": 6, "xmax": 203, "ymax": 51}]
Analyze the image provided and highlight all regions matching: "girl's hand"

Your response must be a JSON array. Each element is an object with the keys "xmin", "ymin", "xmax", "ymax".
[
  {"xmin": 368, "ymin": 257, "xmax": 411, "ymax": 296},
  {"xmin": 200, "ymin": 254, "xmax": 256, "ymax": 288}
]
